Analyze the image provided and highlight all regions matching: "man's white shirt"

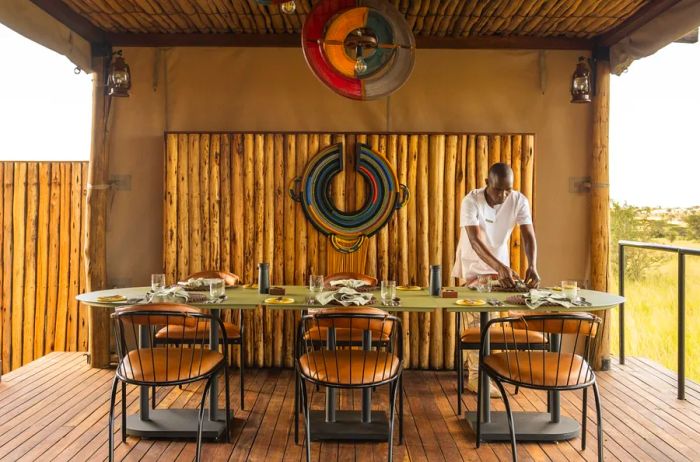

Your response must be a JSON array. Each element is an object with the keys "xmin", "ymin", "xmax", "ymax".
[{"xmin": 451, "ymin": 187, "xmax": 532, "ymax": 280}]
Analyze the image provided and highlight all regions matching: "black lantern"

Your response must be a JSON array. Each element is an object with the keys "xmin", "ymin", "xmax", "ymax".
[
  {"xmin": 570, "ymin": 56, "xmax": 592, "ymax": 103},
  {"xmin": 107, "ymin": 50, "xmax": 131, "ymax": 97}
]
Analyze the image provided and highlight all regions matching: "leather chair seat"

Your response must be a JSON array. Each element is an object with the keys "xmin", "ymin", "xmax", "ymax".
[
  {"xmin": 460, "ymin": 326, "xmax": 547, "ymax": 345},
  {"xmin": 483, "ymin": 351, "xmax": 592, "ymax": 387},
  {"xmin": 299, "ymin": 350, "xmax": 400, "ymax": 385},
  {"xmin": 155, "ymin": 321, "xmax": 240, "ymax": 341},
  {"xmin": 303, "ymin": 326, "xmax": 390, "ymax": 342},
  {"xmin": 118, "ymin": 347, "xmax": 224, "ymax": 383}
]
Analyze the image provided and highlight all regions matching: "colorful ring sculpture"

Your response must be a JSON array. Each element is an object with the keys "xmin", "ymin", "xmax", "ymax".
[
  {"xmin": 302, "ymin": 0, "xmax": 415, "ymax": 100},
  {"xmin": 290, "ymin": 143, "xmax": 409, "ymax": 253}
]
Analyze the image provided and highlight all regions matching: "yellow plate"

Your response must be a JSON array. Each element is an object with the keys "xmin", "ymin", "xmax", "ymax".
[
  {"xmin": 264, "ymin": 296, "xmax": 294, "ymax": 304},
  {"xmin": 397, "ymin": 285, "xmax": 422, "ymax": 291},
  {"xmin": 455, "ymin": 298, "xmax": 486, "ymax": 306},
  {"xmin": 242, "ymin": 283, "xmax": 258, "ymax": 289},
  {"xmin": 97, "ymin": 295, "xmax": 126, "ymax": 303}
]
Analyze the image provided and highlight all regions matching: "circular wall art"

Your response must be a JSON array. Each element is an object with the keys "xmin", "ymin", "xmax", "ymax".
[
  {"xmin": 302, "ymin": 0, "xmax": 415, "ymax": 100},
  {"xmin": 289, "ymin": 142, "xmax": 409, "ymax": 253}
]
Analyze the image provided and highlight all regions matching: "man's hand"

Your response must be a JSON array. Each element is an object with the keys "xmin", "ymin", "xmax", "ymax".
[
  {"xmin": 497, "ymin": 265, "xmax": 518, "ymax": 288},
  {"xmin": 525, "ymin": 266, "xmax": 540, "ymax": 288}
]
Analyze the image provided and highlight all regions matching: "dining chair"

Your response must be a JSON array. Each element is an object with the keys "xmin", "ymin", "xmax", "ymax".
[
  {"xmin": 476, "ymin": 312, "xmax": 603, "ymax": 461},
  {"xmin": 295, "ymin": 309, "xmax": 403, "ymax": 461},
  {"xmin": 455, "ymin": 311, "xmax": 549, "ymax": 414},
  {"xmin": 153, "ymin": 270, "xmax": 245, "ymax": 409},
  {"xmin": 108, "ymin": 304, "xmax": 231, "ymax": 462}
]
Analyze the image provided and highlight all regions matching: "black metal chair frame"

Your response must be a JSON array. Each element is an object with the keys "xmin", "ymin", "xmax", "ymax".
[
  {"xmin": 294, "ymin": 312, "xmax": 404, "ymax": 461},
  {"xmin": 476, "ymin": 313, "xmax": 603, "ymax": 462},
  {"xmin": 152, "ymin": 308, "xmax": 245, "ymax": 410},
  {"xmin": 108, "ymin": 307, "xmax": 232, "ymax": 462},
  {"xmin": 454, "ymin": 311, "xmax": 550, "ymax": 415}
]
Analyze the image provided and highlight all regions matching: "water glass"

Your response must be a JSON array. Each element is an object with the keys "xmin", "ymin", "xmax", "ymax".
[
  {"xmin": 151, "ymin": 273, "xmax": 166, "ymax": 292},
  {"xmin": 209, "ymin": 278, "xmax": 225, "ymax": 300},
  {"xmin": 562, "ymin": 280, "xmax": 578, "ymax": 300},
  {"xmin": 476, "ymin": 274, "xmax": 492, "ymax": 293},
  {"xmin": 381, "ymin": 280, "xmax": 396, "ymax": 305},
  {"xmin": 309, "ymin": 275, "xmax": 324, "ymax": 293}
]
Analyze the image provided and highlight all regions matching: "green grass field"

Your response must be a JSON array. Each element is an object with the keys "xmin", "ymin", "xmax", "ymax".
[{"xmin": 609, "ymin": 240, "xmax": 700, "ymax": 382}]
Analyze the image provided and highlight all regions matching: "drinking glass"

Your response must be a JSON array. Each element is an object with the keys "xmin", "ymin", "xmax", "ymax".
[
  {"xmin": 476, "ymin": 274, "xmax": 492, "ymax": 293},
  {"xmin": 309, "ymin": 275, "xmax": 324, "ymax": 293},
  {"xmin": 209, "ymin": 278, "xmax": 225, "ymax": 300},
  {"xmin": 381, "ymin": 280, "xmax": 396, "ymax": 305},
  {"xmin": 151, "ymin": 273, "xmax": 166, "ymax": 292},
  {"xmin": 562, "ymin": 280, "xmax": 578, "ymax": 300}
]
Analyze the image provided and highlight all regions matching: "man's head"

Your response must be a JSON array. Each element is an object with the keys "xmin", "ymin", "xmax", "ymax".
[{"xmin": 485, "ymin": 163, "xmax": 514, "ymax": 205}]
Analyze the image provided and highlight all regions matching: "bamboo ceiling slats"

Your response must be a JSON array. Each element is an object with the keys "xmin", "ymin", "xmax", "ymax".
[
  {"xmin": 164, "ymin": 132, "xmax": 535, "ymax": 370},
  {"xmin": 62, "ymin": 0, "xmax": 649, "ymax": 39},
  {"xmin": 0, "ymin": 162, "xmax": 89, "ymax": 374}
]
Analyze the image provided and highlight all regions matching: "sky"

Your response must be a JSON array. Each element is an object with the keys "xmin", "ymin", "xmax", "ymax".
[
  {"xmin": 0, "ymin": 23, "xmax": 92, "ymax": 161},
  {"xmin": 0, "ymin": 22, "xmax": 698, "ymax": 207},
  {"xmin": 610, "ymin": 39, "xmax": 700, "ymax": 208}
]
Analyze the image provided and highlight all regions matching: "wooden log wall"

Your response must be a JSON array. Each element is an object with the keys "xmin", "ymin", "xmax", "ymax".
[
  {"xmin": 0, "ymin": 161, "xmax": 89, "ymax": 374},
  {"xmin": 164, "ymin": 132, "xmax": 535, "ymax": 369}
]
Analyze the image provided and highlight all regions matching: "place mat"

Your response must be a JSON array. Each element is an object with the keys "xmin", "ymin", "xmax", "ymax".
[
  {"xmin": 397, "ymin": 285, "xmax": 422, "ymax": 291},
  {"xmin": 455, "ymin": 298, "xmax": 487, "ymax": 306},
  {"xmin": 97, "ymin": 294, "xmax": 126, "ymax": 303},
  {"xmin": 264, "ymin": 296, "xmax": 294, "ymax": 304}
]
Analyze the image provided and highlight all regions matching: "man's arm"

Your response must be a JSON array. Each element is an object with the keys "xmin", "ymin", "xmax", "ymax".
[
  {"xmin": 465, "ymin": 225, "xmax": 518, "ymax": 287},
  {"xmin": 520, "ymin": 223, "xmax": 540, "ymax": 288}
]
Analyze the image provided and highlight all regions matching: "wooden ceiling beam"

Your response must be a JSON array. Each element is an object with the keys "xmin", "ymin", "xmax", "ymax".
[
  {"xmin": 596, "ymin": 0, "xmax": 681, "ymax": 47},
  {"xmin": 107, "ymin": 32, "xmax": 594, "ymax": 50},
  {"xmin": 30, "ymin": 0, "xmax": 108, "ymax": 47}
]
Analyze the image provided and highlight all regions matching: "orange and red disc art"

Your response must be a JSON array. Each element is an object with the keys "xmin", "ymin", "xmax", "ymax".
[{"xmin": 302, "ymin": 0, "xmax": 415, "ymax": 100}]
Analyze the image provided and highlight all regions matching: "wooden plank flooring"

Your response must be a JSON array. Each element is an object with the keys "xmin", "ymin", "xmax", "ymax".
[{"xmin": 1, "ymin": 352, "xmax": 699, "ymax": 461}]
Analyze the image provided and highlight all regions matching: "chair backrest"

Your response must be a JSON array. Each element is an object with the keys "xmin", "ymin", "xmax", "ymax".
[
  {"xmin": 112, "ymin": 303, "xmax": 227, "ymax": 384},
  {"xmin": 297, "ymin": 311, "xmax": 402, "ymax": 386},
  {"xmin": 187, "ymin": 270, "xmax": 240, "ymax": 287},
  {"xmin": 481, "ymin": 313, "xmax": 601, "ymax": 388},
  {"xmin": 324, "ymin": 272, "xmax": 378, "ymax": 287}
]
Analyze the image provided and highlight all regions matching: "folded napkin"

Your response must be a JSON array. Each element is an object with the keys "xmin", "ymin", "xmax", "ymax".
[
  {"xmin": 149, "ymin": 286, "xmax": 193, "ymax": 301},
  {"xmin": 177, "ymin": 277, "xmax": 209, "ymax": 290},
  {"xmin": 329, "ymin": 279, "xmax": 370, "ymax": 290},
  {"xmin": 315, "ymin": 287, "xmax": 374, "ymax": 306},
  {"xmin": 525, "ymin": 289, "xmax": 573, "ymax": 309}
]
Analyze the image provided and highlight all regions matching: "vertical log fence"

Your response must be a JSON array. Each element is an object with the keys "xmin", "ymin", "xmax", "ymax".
[{"xmin": 164, "ymin": 132, "xmax": 535, "ymax": 369}]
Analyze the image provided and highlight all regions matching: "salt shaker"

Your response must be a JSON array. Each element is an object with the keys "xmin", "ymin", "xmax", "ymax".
[
  {"xmin": 429, "ymin": 264, "xmax": 442, "ymax": 296},
  {"xmin": 258, "ymin": 262, "xmax": 270, "ymax": 294}
]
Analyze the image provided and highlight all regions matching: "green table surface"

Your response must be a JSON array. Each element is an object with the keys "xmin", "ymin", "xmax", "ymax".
[{"xmin": 76, "ymin": 286, "xmax": 624, "ymax": 313}]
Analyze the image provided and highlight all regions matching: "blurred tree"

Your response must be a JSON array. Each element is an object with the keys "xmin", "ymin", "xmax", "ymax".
[
  {"xmin": 686, "ymin": 212, "xmax": 700, "ymax": 240},
  {"xmin": 610, "ymin": 202, "xmax": 669, "ymax": 281}
]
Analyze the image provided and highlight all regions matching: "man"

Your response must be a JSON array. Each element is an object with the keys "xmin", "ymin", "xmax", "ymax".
[{"xmin": 452, "ymin": 162, "xmax": 540, "ymax": 393}]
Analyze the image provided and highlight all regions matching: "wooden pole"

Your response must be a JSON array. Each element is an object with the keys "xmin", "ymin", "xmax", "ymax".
[
  {"xmin": 591, "ymin": 60, "xmax": 611, "ymax": 370},
  {"xmin": 84, "ymin": 57, "xmax": 111, "ymax": 368}
]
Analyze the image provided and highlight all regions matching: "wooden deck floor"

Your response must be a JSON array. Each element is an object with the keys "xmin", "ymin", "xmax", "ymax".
[{"xmin": 1, "ymin": 352, "xmax": 699, "ymax": 461}]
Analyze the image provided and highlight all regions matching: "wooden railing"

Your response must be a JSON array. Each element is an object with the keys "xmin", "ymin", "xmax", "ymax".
[
  {"xmin": 164, "ymin": 132, "xmax": 535, "ymax": 369},
  {"xmin": 0, "ymin": 161, "xmax": 89, "ymax": 374}
]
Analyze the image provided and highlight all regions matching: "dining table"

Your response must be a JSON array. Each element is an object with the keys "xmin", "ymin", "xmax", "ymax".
[{"xmin": 77, "ymin": 285, "xmax": 623, "ymax": 443}]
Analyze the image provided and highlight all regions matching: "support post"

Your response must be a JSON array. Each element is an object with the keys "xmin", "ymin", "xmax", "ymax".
[
  {"xmin": 590, "ymin": 59, "xmax": 611, "ymax": 370},
  {"xmin": 85, "ymin": 54, "xmax": 112, "ymax": 368},
  {"xmin": 618, "ymin": 244, "xmax": 625, "ymax": 365},
  {"xmin": 678, "ymin": 252, "xmax": 685, "ymax": 400}
]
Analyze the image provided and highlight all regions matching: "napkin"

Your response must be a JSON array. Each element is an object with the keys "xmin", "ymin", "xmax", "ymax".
[
  {"xmin": 315, "ymin": 287, "xmax": 374, "ymax": 306},
  {"xmin": 525, "ymin": 289, "xmax": 573, "ymax": 309},
  {"xmin": 329, "ymin": 279, "xmax": 370, "ymax": 290},
  {"xmin": 149, "ymin": 286, "xmax": 192, "ymax": 302},
  {"xmin": 177, "ymin": 278, "xmax": 208, "ymax": 289}
]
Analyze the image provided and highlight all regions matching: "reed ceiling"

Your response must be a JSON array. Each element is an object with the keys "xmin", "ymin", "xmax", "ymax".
[{"xmin": 52, "ymin": 0, "xmax": 655, "ymax": 45}]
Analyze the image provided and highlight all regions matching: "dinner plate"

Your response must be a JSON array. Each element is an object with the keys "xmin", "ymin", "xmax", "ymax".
[
  {"xmin": 97, "ymin": 295, "xmax": 126, "ymax": 303},
  {"xmin": 264, "ymin": 296, "xmax": 294, "ymax": 304},
  {"xmin": 397, "ymin": 285, "xmax": 422, "ymax": 291},
  {"xmin": 455, "ymin": 298, "xmax": 486, "ymax": 306}
]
